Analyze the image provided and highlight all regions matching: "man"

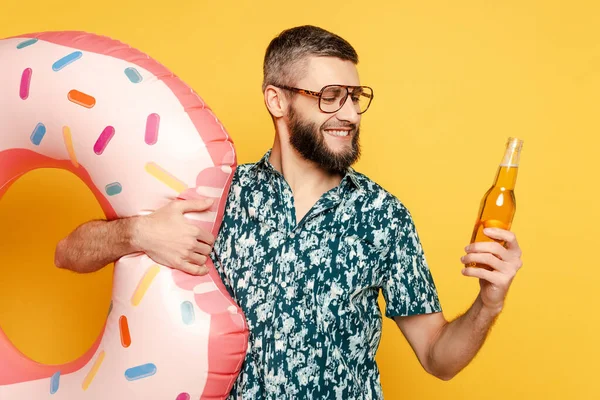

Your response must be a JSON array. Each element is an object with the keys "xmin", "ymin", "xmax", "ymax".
[{"xmin": 55, "ymin": 25, "xmax": 523, "ymax": 399}]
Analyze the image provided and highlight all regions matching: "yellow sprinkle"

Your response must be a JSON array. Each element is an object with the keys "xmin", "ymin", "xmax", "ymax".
[
  {"xmin": 145, "ymin": 162, "xmax": 187, "ymax": 193},
  {"xmin": 63, "ymin": 126, "xmax": 79, "ymax": 168},
  {"xmin": 82, "ymin": 350, "xmax": 105, "ymax": 391},
  {"xmin": 131, "ymin": 265, "xmax": 161, "ymax": 306}
]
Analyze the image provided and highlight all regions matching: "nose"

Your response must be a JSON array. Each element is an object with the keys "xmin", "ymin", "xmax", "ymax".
[{"xmin": 335, "ymin": 94, "xmax": 361, "ymax": 125}]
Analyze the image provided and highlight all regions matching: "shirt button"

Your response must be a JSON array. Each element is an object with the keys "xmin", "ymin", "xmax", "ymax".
[
  {"xmin": 281, "ymin": 281, "xmax": 287, "ymax": 288},
  {"xmin": 274, "ymin": 332, "xmax": 282, "ymax": 340}
]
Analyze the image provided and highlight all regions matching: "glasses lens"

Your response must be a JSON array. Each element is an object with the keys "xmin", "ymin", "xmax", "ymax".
[
  {"xmin": 352, "ymin": 86, "xmax": 373, "ymax": 114},
  {"xmin": 320, "ymin": 86, "xmax": 347, "ymax": 113},
  {"xmin": 319, "ymin": 86, "xmax": 373, "ymax": 114}
]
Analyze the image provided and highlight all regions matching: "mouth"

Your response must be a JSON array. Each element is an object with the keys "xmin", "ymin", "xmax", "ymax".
[{"xmin": 323, "ymin": 128, "xmax": 352, "ymax": 138}]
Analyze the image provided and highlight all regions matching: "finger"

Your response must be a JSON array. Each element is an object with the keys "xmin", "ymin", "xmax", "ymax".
[
  {"xmin": 187, "ymin": 252, "xmax": 208, "ymax": 267},
  {"xmin": 482, "ymin": 228, "xmax": 521, "ymax": 253},
  {"xmin": 193, "ymin": 227, "xmax": 215, "ymax": 246},
  {"xmin": 177, "ymin": 198, "xmax": 214, "ymax": 213},
  {"xmin": 196, "ymin": 264, "xmax": 209, "ymax": 276},
  {"xmin": 462, "ymin": 266, "xmax": 502, "ymax": 284},
  {"xmin": 177, "ymin": 261, "xmax": 209, "ymax": 276},
  {"xmin": 465, "ymin": 241, "xmax": 509, "ymax": 261},
  {"xmin": 461, "ymin": 252, "xmax": 508, "ymax": 273},
  {"xmin": 194, "ymin": 241, "xmax": 213, "ymax": 256}
]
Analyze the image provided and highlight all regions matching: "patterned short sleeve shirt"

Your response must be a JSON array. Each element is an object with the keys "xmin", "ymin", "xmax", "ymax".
[{"xmin": 211, "ymin": 150, "xmax": 442, "ymax": 399}]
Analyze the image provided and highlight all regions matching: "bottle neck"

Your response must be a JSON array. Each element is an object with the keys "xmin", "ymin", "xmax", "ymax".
[
  {"xmin": 493, "ymin": 138, "xmax": 523, "ymax": 190},
  {"xmin": 493, "ymin": 165, "xmax": 518, "ymax": 190}
]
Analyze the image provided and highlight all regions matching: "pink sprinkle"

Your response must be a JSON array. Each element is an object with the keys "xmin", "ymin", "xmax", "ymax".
[
  {"xmin": 94, "ymin": 126, "xmax": 115, "ymax": 155},
  {"xmin": 145, "ymin": 113, "xmax": 160, "ymax": 145},
  {"xmin": 175, "ymin": 393, "xmax": 190, "ymax": 400},
  {"xmin": 20, "ymin": 68, "xmax": 32, "ymax": 100}
]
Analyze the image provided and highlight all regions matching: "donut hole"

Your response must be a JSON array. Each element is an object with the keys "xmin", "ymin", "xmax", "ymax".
[{"xmin": 0, "ymin": 168, "xmax": 113, "ymax": 366}]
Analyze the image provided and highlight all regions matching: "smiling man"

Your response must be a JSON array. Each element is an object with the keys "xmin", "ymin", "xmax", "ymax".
[
  {"xmin": 54, "ymin": 25, "xmax": 524, "ymax": 400},
  {"xmin": 210, "ymin": 25, "xmax": 523, "ymax": 399}
]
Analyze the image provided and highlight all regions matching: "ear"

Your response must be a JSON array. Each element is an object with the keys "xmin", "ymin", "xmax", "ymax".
[{"xmin": 264, "ymin": 85, "xmax": 287, "ymax": 118}]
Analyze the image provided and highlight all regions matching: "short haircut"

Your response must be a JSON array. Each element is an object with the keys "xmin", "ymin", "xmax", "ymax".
[{"xmin": 262, "ymin": 25, "xmax": 359, "ymax": 92}]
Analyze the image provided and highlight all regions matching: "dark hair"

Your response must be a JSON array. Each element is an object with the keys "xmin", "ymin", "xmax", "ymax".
[{"xmin": 262, "ymin": 25, "xmax": 359, "ymax": 92}]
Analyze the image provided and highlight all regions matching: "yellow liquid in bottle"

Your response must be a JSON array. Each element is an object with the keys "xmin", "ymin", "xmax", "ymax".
[{"xmin": 470, "ymin": 165, "xmax": 517, "ymax": 246}]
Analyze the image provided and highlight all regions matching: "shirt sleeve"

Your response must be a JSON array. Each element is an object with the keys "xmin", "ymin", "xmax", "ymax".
[{"xmin": 382, "ymin": 207, "xmax": 442, "ymax": 318}]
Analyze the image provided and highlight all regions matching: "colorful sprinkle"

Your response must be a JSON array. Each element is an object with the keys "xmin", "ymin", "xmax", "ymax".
[
  {"xmin": 52, "ymin": 51, "xmax": 83, "ymax": 71},
  {"xmin": 105, "ymin": 182, "xmax": 122, "ymax": 196},
  {"xmin": 62, "ymin": 126, "xmax": 79, "ymax": 168},
  {"xmin": 94, "ymin": 126, "xmax": 115, "ymax": 155},
  {"xmin": 68, "ymin": 90, "xmax": 96, "ymax": 108},
  {"xmin": 176, "ymin": 393, "xmax": 191, "ymax": 400},
  {"xmin": 107, "ymin": 301, "xmax": 113, "ymax": 317},
  {"xmin": 145, "ymin": 162, "xmax": 187, "ymax": 193},
  {"xmin": 131, "ymin": 265, "xmax": 161, "ymax": 306},
  {"xmin": 20, "ymin": 68, "xmax": 32, "ymax": 100},
  {"xmin": 124, "ymin": 67, "xmax": 143, "ymax": 83},
  {"xmin": 82, "ymin": 351, "xmax": 105, "ymax": 391},
  {"xmin": 30, "ymin": 123, "xmax": 46, "ymax": 146},
  {"xmin": 124, "ymin": 363, "xmax": 157, "ymax": 381},
  {"xmin": 17, "ymin": 38, "xmax": 38, "ymax": 49},
  {"xmin": 50, "ymin": 371, "xmax": 60, "ymax": 395},
  {"xmin": 181, "ymin": 301, "xmax": 195, "ymax": 325},
  {"xmin": 119, "ymin": 315, "xmax": 131, "ymax": 348},
  {"xmin": 145, "ymin": 113, "xmax": 160, "ymax": 145}
]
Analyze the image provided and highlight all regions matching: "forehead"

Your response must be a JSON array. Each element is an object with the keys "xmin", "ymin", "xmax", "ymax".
[{"xmin": 296, "ymin": 56, "xmax": 360, "ymax": 91}]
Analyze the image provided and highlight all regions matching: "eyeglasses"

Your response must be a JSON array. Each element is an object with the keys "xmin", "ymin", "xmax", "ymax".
[{"xmin": 277, "ymin": 84, "xmax": 374, "ymax": 115}]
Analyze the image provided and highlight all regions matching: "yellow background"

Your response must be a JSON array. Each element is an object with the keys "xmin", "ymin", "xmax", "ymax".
[{"xmin": 0, "ymin": 0, "xmax": 597, "ymax": 398}]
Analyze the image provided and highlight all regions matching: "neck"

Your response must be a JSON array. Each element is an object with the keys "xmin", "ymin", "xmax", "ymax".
[
  {"xmin": 494, "ymin": 139, "xmax": 522, "ymax": 191},
  {"xmin": 269, "ymin": 133, "xmax": 343, "ymax": 198}
]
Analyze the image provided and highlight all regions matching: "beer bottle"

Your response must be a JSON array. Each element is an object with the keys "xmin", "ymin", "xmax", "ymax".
[{"xmin": 469, "ymin": 137, "xmax": 524, "ymax": 267}]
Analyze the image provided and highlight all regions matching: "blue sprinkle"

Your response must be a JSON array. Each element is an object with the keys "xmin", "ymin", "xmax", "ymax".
[
  {"xmin": 124, "ymin": 363, "xmax": 157, "ymax": 381},
  {"xmin": 50, "ymin": 371, "xmax": 60, "ymax": 394},
  {"xmin": 52, "ymin": 51, "xmax": 83, "ymax": 72},
  {"xmin": 30, "ymin": 123, "xmax": 46, "ymax": 146},
  {"xmin": 124, "ymin": 67, "xmax": 143, "ymax": 83},
  {"xmin": 181, "ymin": 301, "xmax": 195, "ymax": 325},
  {"xmin": 105, "ymin": 182, "xmax": 122, "ymax": 196},
  {"xmin": 17, "ymin": 38, "xmax": 38, "ymax": 49}
]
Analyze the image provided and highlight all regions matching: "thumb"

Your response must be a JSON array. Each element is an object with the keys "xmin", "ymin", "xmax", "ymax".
[{"xmin": 177, "ymin": 198, "xmax": 214, "ymax": 213}]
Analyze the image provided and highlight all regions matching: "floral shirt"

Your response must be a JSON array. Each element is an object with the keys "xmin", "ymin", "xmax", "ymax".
[{"xmin": 211, "ymin": 150, "xmax": 442, "ymax": 399}]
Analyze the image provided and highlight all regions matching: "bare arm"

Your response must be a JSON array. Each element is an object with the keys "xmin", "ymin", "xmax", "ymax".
[
  {"xmin": 394, "ymin": 228, "xmax": 523, "ymax": 380},
  {"xmin": 395, "ymin": 294, "xmax": 499, "ymax": 380},
  {"xmin": 54, "ymin": 217, "xmax": 140, "ymax": 273},
  {"xmin": 54, "ymin": 198, "xmax": 216, "ymax": 275}
]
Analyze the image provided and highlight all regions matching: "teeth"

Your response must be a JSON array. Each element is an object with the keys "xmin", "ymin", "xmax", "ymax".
[{"xmin": 327, "ymin": 130, "xmax": 349, "ymax": 137}]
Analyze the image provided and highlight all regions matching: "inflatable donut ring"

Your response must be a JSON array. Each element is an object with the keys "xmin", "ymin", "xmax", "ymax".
[{"xmin": 0, "ymin": 31, "xmax": 248, "ymax": 399}]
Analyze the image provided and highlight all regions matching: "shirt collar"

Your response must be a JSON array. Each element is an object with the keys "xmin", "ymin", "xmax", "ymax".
[{"xmin": 253, "ymin": 149, "xmax": 276, "ymax": 173}]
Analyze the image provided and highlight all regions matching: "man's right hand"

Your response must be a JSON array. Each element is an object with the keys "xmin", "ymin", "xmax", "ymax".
[{"xmin": 132, "ymin": 198, "xmax": 216, "ymax": 276}]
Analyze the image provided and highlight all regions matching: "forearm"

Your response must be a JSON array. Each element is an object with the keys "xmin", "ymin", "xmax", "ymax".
[
  {"xmin": 54, "ymin": 217, "xmax": 141, "ymax": 273},
  {"xmin": 428, "ymin": 295, "xmax": 501, "ymax": 380}
]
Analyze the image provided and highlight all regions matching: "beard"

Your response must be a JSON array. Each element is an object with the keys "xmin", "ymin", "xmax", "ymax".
[{"xmin": 287, "ymin": 105, "xmax": 361, "ymax": 174}]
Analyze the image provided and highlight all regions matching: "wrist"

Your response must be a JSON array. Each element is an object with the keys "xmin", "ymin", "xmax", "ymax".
[
  {"xmin": 481, "ymin": 304, "xmax": 502, "ymax": 320},
  {"xmin": 127, "ymin": 216, "xmax": 145, "ymax": 253},
  {"xmin": 476, "ymin": 294, "xmax": 503, "ymax": 320}
]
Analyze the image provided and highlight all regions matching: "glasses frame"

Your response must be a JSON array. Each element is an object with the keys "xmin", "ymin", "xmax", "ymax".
[{"xmin": 277, "ymin": 84, "xmax": 374, "ymax": 115}]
